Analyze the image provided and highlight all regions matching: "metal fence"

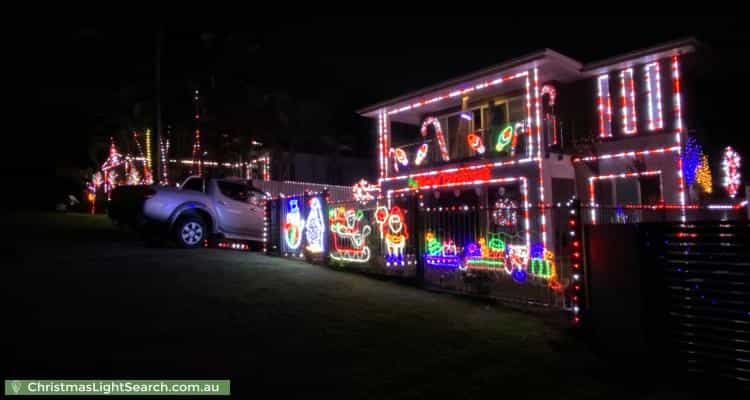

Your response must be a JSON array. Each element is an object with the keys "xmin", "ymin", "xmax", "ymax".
[
  {"xmin": 264, "ymin": 194, "xmax": 749, "ymax": 326},
  {"xmin": 266, "ymin": 195, "xmax": 579, "ymax": 309},
  {"xmin": 416, "ymin": 204, "xmax": 574, "ymax": 308},
  {"xmin": 582, "ymin": 205, "xmax": 747, "ymax": 225}
]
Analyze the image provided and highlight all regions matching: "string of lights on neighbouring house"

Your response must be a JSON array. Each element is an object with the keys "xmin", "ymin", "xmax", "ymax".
[{"xmin": 191, "ymin": 89, "xmax": 202, "ymax": 176}]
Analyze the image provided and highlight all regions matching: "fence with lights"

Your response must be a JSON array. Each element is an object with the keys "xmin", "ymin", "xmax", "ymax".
[{"xmin": 264, "ymin": 191, "xmax": 598, "ymax": 321}]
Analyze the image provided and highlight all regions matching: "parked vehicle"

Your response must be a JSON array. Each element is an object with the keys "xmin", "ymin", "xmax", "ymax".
[
  {"xmin": 109, "ymin": 185, "xmax": 155, "ymax": 226},
  {"xmin": 110, "ymin": 177, "xmax": 266, "ymax": 248}
]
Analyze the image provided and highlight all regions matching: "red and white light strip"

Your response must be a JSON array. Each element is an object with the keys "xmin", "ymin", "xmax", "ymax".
[
  {"xmin": 572, "ymin": 146, "xmax": 680, "ymax": 163},
  {"xmin": 569, "ymin": 206, "xmax": 583, "ymax": 325},
  {"xmin": 644, "ymin": 62, "xmax": 664, "ymax": 131},
  {"xmin": 385, "ymin": 72, "xmax": 528, "ymax": 117},
  {"xmin": 597, "ymin": 75, "xmax": 613, "ymax": 138},
  {"xmin": 588, "ymin": 170, "xmax": 662, "ymax": 224},
  {"xmin": 378, "ymin": 110, "xmax": 386, "ymax": 179},
  {"xmin": 378, "ymin": 71, "xmax": 529, "ymax": 179},
  {"xmin": 672, "ymin": 56, "xmax": 684, "ymax": 134},
  {"xmin": 619, "ymin": 68, "xmax": 637, "ymax": 134},
  {"xmin": 533, "ymin": 68, "xmax": 547, "ymax": 250},
  {"xmin": 525, "ymin": 74, "xmax": 534, "ymax": 159},
  {"xmin": 671, "ymin": 55, "xmax": 687, "ymax": 221}
]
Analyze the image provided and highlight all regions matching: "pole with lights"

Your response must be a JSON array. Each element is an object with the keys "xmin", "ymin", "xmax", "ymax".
[{"xmin": 191, "ymin": 89, "xmax": 202, "ymax": 176}]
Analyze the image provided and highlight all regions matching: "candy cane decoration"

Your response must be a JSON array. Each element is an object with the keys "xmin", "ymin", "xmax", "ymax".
[
  {"xmin": 541, "ymin": 84, "xmax": 558, "ymax": 145},
  {"xmin": 541, "ymin": 84, "xmax": 556, "ymax": 107},
  {"xmin": 421, "ymin": 117, "xmax": 449, "ymax": 161}
]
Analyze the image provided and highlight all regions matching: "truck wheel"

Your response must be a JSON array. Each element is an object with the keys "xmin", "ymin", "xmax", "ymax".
[{"xmin": 174, "ymin": 216, "xmax": 206, "ymax": 249}]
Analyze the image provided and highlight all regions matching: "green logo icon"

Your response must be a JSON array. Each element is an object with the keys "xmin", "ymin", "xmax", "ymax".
[{"xmin": 11, "ymin": 381, "xmax": 21, "ymax": 395}]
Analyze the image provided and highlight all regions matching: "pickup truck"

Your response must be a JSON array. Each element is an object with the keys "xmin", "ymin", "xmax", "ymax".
[{"xmin": 112, "ymin": 176, "xmax": 266, "ymax": 248}]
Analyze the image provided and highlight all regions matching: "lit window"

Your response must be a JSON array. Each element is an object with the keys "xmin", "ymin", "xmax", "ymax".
[
  {"xmin": 619, "ymin": 68, "xmax": 637, "ymax": 134},
  {"xmin": 596, "ymin": 75, "xmax": 612, "ymax": 138},
  {"xmin": 644, "ymin": 62, "xmax": 663, "ymax": 131}
]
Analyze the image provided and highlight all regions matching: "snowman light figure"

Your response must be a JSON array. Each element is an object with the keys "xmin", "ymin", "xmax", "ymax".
[{"xmin": 283, "ymin": 198, "xmax": 304, "ymax": 251}]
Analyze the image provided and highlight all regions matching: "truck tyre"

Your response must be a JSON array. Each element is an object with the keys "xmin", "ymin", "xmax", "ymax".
[{"xmin": 174, "ymin": 215, "xmax": 206, "ymax": 249}]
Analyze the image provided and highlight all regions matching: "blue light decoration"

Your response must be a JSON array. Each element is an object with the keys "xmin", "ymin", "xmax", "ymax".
[
  {"xmin": 681, "ymin": 136, "xmax": 701, "ymax": 186},
  {"xmin": 512, "ymin": 268, "xmax": 527, "ymax": 283},
  {"xmin": 530, "ymin": 242, "xmax": 544, "ymax": 259},
  {"xmin": 386, "ymin": 253, "xmax": 405, "ymax": 265},
  {"xmin": 464, "ymin": 242, "xmax": 482, "ymax": 257},
  {"xmin": 424, "ymin": 254, "xmax": 463, "ymax": 268}
]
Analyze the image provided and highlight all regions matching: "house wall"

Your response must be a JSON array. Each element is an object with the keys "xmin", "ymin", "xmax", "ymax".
[
  {"xmin": 566, "ymin": 53, "xmax": 695, "ymax": 208},
  {"xmin": 573, "ymin": 134, "xmax": 683, "ymax": 206}
]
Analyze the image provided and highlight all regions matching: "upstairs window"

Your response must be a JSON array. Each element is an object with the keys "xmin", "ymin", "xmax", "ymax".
[
  {"xmin": 597, "ymin": 75, "xmax": 613, "ymax": 138},
  {"xmin": 644, "ymin": 62, "xmax": 664, "ymax": 131},
  {"xmin": 619, "ymin": 68, "xmax": 637, "ymax": 134}
]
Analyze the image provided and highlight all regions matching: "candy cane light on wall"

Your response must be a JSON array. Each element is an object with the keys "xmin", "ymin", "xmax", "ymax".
[
  {"xmin": 671, "ymin": 55, "xmax": 687, "ymax": 221},
  {"xmin": 597, "ymin": 75, "xmax": 613, "ymax": 138},
  {"xmin": 619, "ymin": 68, "xmax": 637, "ymax": 135},
  {"xmin": 644, "ymin": 62, "xmax": 664, "ymax": 131}
]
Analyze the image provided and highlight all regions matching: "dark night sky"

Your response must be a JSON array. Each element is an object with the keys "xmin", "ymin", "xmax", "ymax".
[{"xmin": 16, "ymin": 16, "xmax": 750, "ymax": 188}]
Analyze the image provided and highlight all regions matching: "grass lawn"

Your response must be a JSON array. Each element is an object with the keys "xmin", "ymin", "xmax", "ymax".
[{"xmin": 3, "ymin": 212, "xmax": 689, "ymax": 399}]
